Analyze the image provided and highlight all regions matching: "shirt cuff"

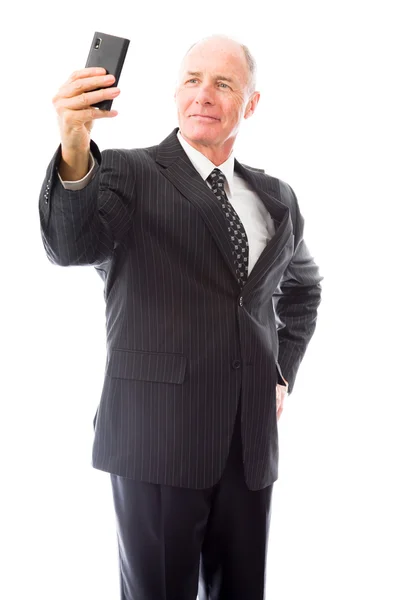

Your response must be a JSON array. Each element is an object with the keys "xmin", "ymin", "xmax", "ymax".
[{"xmin": 57, "ymin": 151, "xmax": 96, "ymax": 190}]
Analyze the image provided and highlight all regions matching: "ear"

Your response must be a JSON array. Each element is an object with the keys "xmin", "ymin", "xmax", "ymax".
[{"xmin": 244, "ymin": 92, "xmax": 260, "ymax": 120}]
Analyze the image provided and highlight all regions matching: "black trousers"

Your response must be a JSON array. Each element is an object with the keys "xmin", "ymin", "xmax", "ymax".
[{"xmin": 110, "ymin": 399, "xmax": 274, "ymax": 599}]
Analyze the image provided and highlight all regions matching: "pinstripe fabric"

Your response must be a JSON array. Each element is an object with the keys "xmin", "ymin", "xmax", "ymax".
[{"xmin": 39, "ymin": 126, "xmax": 322, "ymax": 491}]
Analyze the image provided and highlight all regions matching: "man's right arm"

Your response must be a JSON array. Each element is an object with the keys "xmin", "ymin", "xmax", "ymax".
[
  {"xmin": 39, "ymin": 67, "xmax": 129, "ymax": 267},
  {"xmin": 39, "ymin": 141, "xmax": 136, "ymax": 268}
]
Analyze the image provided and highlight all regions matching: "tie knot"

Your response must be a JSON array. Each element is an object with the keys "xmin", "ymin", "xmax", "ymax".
[{"xmin": 207, "ymin": 168, "xmax": 226, "ymax": 188}]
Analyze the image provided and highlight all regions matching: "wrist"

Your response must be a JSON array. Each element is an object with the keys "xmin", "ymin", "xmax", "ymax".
[{"xmin": 59, "ymin": 147, "xmax": 91, "ymax": 181}]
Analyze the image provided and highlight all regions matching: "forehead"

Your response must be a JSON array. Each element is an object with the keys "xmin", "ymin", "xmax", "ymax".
[{"xmin": 181, "ymin": 42, "xmax": 247, "ymax": 83}]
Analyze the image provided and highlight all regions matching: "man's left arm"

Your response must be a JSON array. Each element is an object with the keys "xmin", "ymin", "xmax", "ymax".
[{"xmin": 273, "ymin": 183, "xmax": 323, "ymax": 395}]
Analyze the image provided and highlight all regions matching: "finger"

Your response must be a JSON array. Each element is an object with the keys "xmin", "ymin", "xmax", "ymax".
[
  {"xmin": 90, "ymin": 108, "xmax": 119, "ymax": 119},
  {"xmin": 67, "ymin": 67, "xmax": 107, "ymax": 83},
  {"xmin": 65, "ymin": 107, "xmax": 119, "ymax": 122},
  {"xmin": 71, "ymin": 85, "xmax": 119, "ymax": 108},
  {"xmin": 57, "ymin": 75, "xmax": 116, "ymax": 100},
  {"xmin": 57, "ymin": 87, "xmax": 120, "ymax": 111}
]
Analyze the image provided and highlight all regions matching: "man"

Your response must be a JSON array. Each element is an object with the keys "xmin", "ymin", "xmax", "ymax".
[{"xmin": 39, "ymin": 34, "xmax": 322, "ymax": 599}]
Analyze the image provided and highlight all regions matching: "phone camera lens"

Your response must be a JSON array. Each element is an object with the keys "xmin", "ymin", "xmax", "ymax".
[{"xmin": 94, "ymin": 38, "xmax": 102, "ymax": 50}]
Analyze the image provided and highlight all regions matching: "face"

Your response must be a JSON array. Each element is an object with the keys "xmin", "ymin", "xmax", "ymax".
[{"xmin": 174, "ymin": 40, "xmax": 260, "ymax": 158}]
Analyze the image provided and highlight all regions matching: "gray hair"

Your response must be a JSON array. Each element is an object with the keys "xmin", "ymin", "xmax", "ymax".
[{"xmin": 182, "ymin": 34, "xmax": 257, "ymax": 96}]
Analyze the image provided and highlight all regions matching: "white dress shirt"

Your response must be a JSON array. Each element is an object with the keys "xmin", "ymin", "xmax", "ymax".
[{"xmin": 58, "ymin": 130, "xmax": 275, "ymax": 275}]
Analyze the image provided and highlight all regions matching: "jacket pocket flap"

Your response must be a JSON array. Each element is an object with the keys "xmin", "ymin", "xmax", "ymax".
[{"xmin": 107, "ymin": 348, "xmax": 187, "ymax": 384}]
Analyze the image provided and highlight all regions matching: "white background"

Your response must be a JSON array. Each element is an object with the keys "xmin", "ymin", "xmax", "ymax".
[{"xmin": 1, "ymin": 1, "xmax": 399, "ymax": 598}]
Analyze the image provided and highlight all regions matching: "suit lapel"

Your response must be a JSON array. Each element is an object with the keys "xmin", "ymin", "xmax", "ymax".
[
  {"xmin": 233, "ymin": 160, "xmax": 293, "ymax": 295},
  {"xmin": 156, "ymin": 128, "xmax": 293, "ymax": 294},
  {"xmin": 156, "ymin": 128, "xmax": 240, "ymax": 283}
]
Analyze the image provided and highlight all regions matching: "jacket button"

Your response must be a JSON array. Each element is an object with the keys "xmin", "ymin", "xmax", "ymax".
[
  {"xmin": 239, "ymin": 296, "xmax": 243, "ymax": 306},
  {"xmin": 232, "ymin": 360, "xmax": 241, "ymax": 369}
]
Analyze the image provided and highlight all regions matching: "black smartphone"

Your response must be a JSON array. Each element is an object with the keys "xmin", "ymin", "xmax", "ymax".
[{"xmin": 85, "ymin": 32, "xmax": 130, "ymax": 110}]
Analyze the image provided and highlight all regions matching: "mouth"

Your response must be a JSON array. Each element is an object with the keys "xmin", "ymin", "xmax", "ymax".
[{"xmin": 190, "ymin": 115, "xmax": 219, "ymax": 121}]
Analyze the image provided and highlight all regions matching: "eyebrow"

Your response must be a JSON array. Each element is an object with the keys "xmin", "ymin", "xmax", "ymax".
[{"xmin": 185, "ymin": 71, "xmax": 235, "ymax": 84}]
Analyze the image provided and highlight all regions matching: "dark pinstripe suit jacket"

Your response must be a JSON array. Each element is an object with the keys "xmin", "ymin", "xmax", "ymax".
[{"xmin": 39, "ymin": 126, "xmax": 322, "ymax": 491}]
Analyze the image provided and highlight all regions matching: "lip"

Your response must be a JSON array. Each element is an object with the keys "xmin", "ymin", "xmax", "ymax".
[{"xmin": 190, "ymin": 115, "xmax": 219, "ymax": 121}]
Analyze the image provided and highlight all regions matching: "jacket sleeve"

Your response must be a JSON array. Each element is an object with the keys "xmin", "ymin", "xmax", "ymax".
[
  {"xmin": 38, "ymin": 139, "xmax": 136, "ymax": 267},
  {"xmin": 273, "ymin": 182, "xmax": 323, "ymax": 394}
]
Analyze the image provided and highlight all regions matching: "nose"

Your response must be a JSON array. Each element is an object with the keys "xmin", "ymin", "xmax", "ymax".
[{"xmin": 194, "ymin": 84, "xmax": 215, "ymax": 105}]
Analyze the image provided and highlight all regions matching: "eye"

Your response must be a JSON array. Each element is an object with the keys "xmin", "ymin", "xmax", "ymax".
[
  {"xmin": 218, "ymin": 82, "xmax": 229, "ymax": 89},
  {"xmin": 188, "ymin": 78, "xmax": 198, "ymax": 83}
]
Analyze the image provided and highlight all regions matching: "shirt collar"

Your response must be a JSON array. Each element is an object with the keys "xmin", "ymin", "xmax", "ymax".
[{"xmin": 177, "ymin": 129, "xmax": 235, "ymax": 196}]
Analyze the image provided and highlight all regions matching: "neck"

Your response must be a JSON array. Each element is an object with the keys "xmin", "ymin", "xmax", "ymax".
[{"xmin": 180, "ymin": 132, "xmax": 234, "ymax": 166}]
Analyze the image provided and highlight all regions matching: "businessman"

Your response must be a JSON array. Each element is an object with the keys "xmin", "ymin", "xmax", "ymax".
[{"xmin": 39, "ymin": 34, "xmax": 322, "ymax": 600}]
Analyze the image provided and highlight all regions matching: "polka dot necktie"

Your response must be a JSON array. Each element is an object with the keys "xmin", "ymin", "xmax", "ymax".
[{"xmin": 207, "ymin": 168, "xmax": 249, "ymax": 287}]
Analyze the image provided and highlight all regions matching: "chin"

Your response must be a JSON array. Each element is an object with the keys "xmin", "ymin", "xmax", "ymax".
[{"xmin": 184, "ymin": 121, "xmax": 219, "ymax": 138}]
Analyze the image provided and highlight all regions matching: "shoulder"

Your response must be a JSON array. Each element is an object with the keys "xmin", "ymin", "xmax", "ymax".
[
  {"xmin": 94, "ymin": 144, "xmax": 159, "ymax": 184},
  {"xmin": 246, "ymin": 166, "xmax": 304, "ymax": 237},
  {"xmin": 240, "ymin": 162, "xmax": 265, "ymax": 174},
  {"xmin": 243, "ymin": 163, "xmax": 298, "ymax": 210},
  {"xmin": 101, "ymin": 145, "xmax": 156, "ymax": 165}
]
